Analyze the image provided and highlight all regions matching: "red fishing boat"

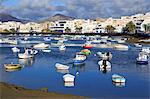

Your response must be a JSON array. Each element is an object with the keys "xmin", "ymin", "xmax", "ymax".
[{"xmin": 83, "ymin": 42, "xmax": 93, "ymax": 49}]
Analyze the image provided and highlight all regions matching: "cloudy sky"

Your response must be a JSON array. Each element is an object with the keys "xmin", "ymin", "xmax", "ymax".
[{"xmin": 0, "ymin": 0, "xmax": 150, "ymax": 20}]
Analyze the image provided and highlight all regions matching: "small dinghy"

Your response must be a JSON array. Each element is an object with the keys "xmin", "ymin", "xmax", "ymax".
[
  {"xmin": 4, "ymin": 63, "xmax": 21, "ymax": 69},
  {"xmin": 42, "ymin": 49, "xmax": 51, "ymax": 53},
  {"xmin": 83, "ymin": 41, "xmax": 93, "ymax": 49},
  {"xmin": 136, "ymin": 52, "xmax": 149, "ymax": 65},
  {"xmin": 81, "ymin": 49, "xmax": 91, "ymax": 56},
  {"xmin": 134, "ymin": 43, "xmax": 142, "ymax": 47},
  {"xmin": 113, "ymin": 44, "xmax": 129, "ymax": 50},
  {"xmin": 97, "ymin": 52, "xmax": 112, "ymax": 60},
  {"xmin": 43, "ymin": 37, "xmax": 51, "ymax": 41},
  {"xmin": 18, "ymin": 49, "xmax": 34, "ymax": 59},
  {"xmin": 33, "ymin": 43, "xmax": 49, "ymax": 49},
  {"xmin": 142, "ymin": 47, "xmax": 150, "ymax": 54},
  {"xmin": 98, "ymin": 60, "xmax": 111, "ymax": 70},
  {"xmin": 12, "ymin": 47, "xmax": 20, "ymax": 53},
  {"xmin": 59, "ymin": 45, "xmax": 66, "ymax": 51},
  {"xmin": 73, "ymin": 53, "xmax": 87, "ymax": 65},
  {"xmin": 55, "ymin": 63, "xmax": 69, "ymax": 70},
  {"xmin": 63, "ymin": 74, "xmax": 75, "ymax": 82},
  {"xmin": 112, "ymin": 74, "xmax": 126, "ymax": 83}
]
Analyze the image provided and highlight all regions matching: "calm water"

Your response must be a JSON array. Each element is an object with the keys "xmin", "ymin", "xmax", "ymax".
[{"xmin": 0, "ymin": 36, "xmax": 150, "ymax": 99}]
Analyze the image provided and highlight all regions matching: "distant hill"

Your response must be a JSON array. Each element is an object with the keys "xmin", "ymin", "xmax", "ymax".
[
  {"xmin": 0, "ymin": 13, "xmax": 29, "ymax": 23},
  {"xmin": 41, "ymin": 14, "xmax": 75, "ymax": 22}
]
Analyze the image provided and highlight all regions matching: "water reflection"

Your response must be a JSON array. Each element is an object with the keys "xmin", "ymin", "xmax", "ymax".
[
  {"xmin": 57, "ymin": 69, "xmax": 69, "ymax": 74},
  {"xmin": 72, "ymin": 63, "xmax": 85, "ymax": 73},
  {"xmin": 18, "ymin": 58, "xmax": 34, "ymax": 66},
  {"xmin": 112, "ymin": 82, "xmax": 125, "ymax": 87},
  {"xmin": 64, "ymin": 82, "xmax": 74, "ymax": 87},
  {"xmin": 5, "ymin": 68, "xmax": 22, "ymax": 72},
  {"xmin": 136, "ymin": 64, "xmax": 149, "ymax": 73}
]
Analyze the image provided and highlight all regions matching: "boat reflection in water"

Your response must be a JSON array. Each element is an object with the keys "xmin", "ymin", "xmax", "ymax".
[
  {"xmin": 18, "ymin": 58, "xmax": 34, "ymax": 66},
  {"xmin": 100, "ymin": 68, "xmax": 111, "ymax": 74},
  {"xmin": 112, "ymin": 82, "xmax": 126, "ymax": 87},
  {"xmin": 57, "ymin": 69, "xmax": 69, "ymax": 74},
  {"xmin": 5, "ymin": 67, "xmax": 22, "ymax": 72},
  {"xmin": 64, "ymin": 82, "xmax": 74, "ymax": 87}
]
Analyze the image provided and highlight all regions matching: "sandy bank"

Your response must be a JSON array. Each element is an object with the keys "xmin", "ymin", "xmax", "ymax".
[{"xmin": 0, "ymin": 82, "xmax": 88, "ymax": 99}]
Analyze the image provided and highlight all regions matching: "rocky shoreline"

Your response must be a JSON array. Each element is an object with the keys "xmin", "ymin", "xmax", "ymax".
[{"xmin": 0, "ymin": 82, "xmax": 87, "ymax": 99}]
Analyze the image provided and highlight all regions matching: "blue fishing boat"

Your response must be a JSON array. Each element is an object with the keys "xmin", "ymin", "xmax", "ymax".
[{"xmin": 73, "ymin": 53, "xmax": 87, "ymax": 65}]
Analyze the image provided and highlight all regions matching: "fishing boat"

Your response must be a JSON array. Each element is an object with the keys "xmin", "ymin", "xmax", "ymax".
[
  {"xmin": 55, "ymin": 63, "xmax": 69, "ymax": 70},
  {"xmin": 97, "ymin": 52, "xmax": 112, "ymax": 60},
  {"xmin": 112, "ymin": 74, "xmax": 126, "ymax": 83},
  {"xmin": 43, "ymin": 37, "xmax": 51, "ymax": 41},
  {"xmin": 42, "ymin": 49, "xmax": 51, "ymax": 53},
  {"xmin": 59, "ymin": 45, "xmax": 66, "ymax": 51},
  {"xmin": 63, "ymin": 74, "xmax": 75, "ymax": 82},
  {"xmin": 98, "ymin": 60, "xmax": 111, "ymax": 70},
  {"xmin": 136, "ymin": 52, "xmax": 149, "ymax": 65},
  {"xmin": 11, "ymin": 47, "xmax": 20, "ymax": 53},
  {"xmin": 81, "ymin": 49, "xmax": 91, "ymax": 56},
  {"xmin": 73, "ymin": 53, "xmax": 87, "ymax": 65},
  {"xmin": 134, "ymin": 43, "xmax": 142, "ymax": 47},
  {"xmin": 33, "ymin": 43, "xmax": 49, "ymax": 49},
  {"xmin": 142, "ymin": 47, "xmax": 150, "ymax": 54},
  {"xmin": 113, "ymin": 44, "xmax": 129, "ymax": 50},
  {"xmin": 83, "ymin": 41, "xmax": 93, "ymax": 49},
  {"xmin": 29, "ymin": 49, "xmax": 38, "ymax": 55},
  {"xmin": 18, "ymin": 49, "xmax": 34, "ymax": 59},
  {"xmin": 4, "ymin": 63, "xmax": 21, "ymax": 69}
]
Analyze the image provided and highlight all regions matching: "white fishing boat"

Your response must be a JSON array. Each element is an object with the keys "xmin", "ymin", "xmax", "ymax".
[
  {"xmin": 11, "ymin": 47, "xmax": 20, "ymax": 53},
  {"xmin": 73, "ymin": 53, "xmax": 87, "ymax": 65},
  {"xmin": 134, "ymin": 43, "xmax": 142, "ymax": 47},
  {"xmin": 4, "ymin": 63, "xmax": 21, "ymax": 69},
  {"xmin": 113, "ymin": 44, "xmax": 129, "ymax": 50},
  {"xmin": 112, "ymin": 74, "xmax": 126, "ymax": 83},
  {"xmin": 18, "ymin": 49, "xmax": 34, "ymax": 59},
  {"xmin": 63, "ymin": 74, "xmax": 75, "ymax": 82},
  {"xmin": 28, "ymin": 49, "xmax": 38, "ymax": 55},
  {"xmin": 55, "ymin": 63, "xmax": 69, "ymax": 70},
  {"xmin": 6, "ymin": 39, "xmax": 18, "ymax": 45},
  {"xmin": 142, "ymin": 47, "xmax": 150, "ymax": 54},
  {"xmin": 136, "ymin": 52, "xmax": 149, "ymax": 65},
  {"xmin": 59, "ymin": 45, "xmax": 66, "ymax": 51},
  {"xmin": 33, "ymin": 43, "xmax": 49, "ymax": 49},
  {"xmin": 97, "ymin": 52, "xmax": 112, "ymax": 60},
  {"xmin": 43, "ymin": 37, "xmax": 51, "ymax": 41},
  {"xmin": 42, "ymin": 49, "xmax": 51, "ymax": 53},
  {"xmin": 98, "ymin": 60, "xmax": 111, "ymax": 69}
]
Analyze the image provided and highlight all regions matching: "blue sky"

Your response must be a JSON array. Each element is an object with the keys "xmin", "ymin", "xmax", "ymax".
[{"xmin": 0, "ymin": 0, "xmax": 150, "ymax": 21}]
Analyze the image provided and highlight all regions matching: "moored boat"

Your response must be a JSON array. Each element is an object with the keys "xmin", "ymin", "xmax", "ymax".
[
  {"xmin": 73, "ymin": 53, "xmax": 87, "ymax": 65},
  {"xmin": 63, "ymin": 74, "xmax": 75, "ymax": 82},
  {"xmin": 81, "ymin": 49, "xmax": 91, "ymax": 56},
  {"xmin": 12, "ymin": 47, "xmax": 20, "ymax": 53},
  {"xmin": 4, "ymin": 63, "xmax": 21, "ymax": 69},
  {"xmin": 136, "ymin": 52, "xmax": 149, "ymax": 65},
  {"xmin": 55, "ymin": 63, "xmax": 69, "ymax": 70},
  {"xmin": 33, "ymin": 43, "xmax": 49, "ymax": 49},
  {"xmin": 59, "ymin": 45, "xmax": 66, "ymax": 51},
  {"xmin": 83, "ymin": 42, "xmax": 93, "ymax": 49},
  {"xmin": 18, "ymin": 49, "xmax": 34, "ymax": 59},
  {"xmin": 112, "ymin": 74, "xmax": 126, "ymax": 83}
]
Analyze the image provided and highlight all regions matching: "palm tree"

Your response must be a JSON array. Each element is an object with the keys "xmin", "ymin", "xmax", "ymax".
[
  {"xmin": 125, "ymin": 21, "xmax": 136, "ymax": 34},
  {"xmin": 105, "ymin": 25, "xmax": 115, "ymax": 33},
  {"xmin": 65, "ymin": 27, "xmax": 71, "ymax": 33}
]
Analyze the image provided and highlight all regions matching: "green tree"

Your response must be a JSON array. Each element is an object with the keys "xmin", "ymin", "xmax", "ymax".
[
  {"xmin": 143, "ymin": 24, "xmax": 150, "ymax": 33},
  {"xmin": 65, "ymin": 27, "xmax": 71, "ymax": 33},
  {"xmin": 3, "ymin": 29, "xmax": 10, "ymax": 33},
  {"xmin": 9, "ymin": 28, "xmax": 16, "ymax": 33},
  {"xmin": 105, "ymin": 25, "xmax": 115, "ymax": 33},
  {"xmin": 125, "ymin": 21, "xmax": 136, "ymax": 33}
]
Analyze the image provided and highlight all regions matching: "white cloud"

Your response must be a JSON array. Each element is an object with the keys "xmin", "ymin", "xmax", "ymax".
[{"xmin": 0, "ymin": 0, "xmax": 150, "ymax": 20}]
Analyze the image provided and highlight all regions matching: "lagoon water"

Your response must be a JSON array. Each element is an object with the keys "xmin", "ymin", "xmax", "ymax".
[{"xmin": 0, "ymin": 36, "xmax": 149, "ymax": 99}]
